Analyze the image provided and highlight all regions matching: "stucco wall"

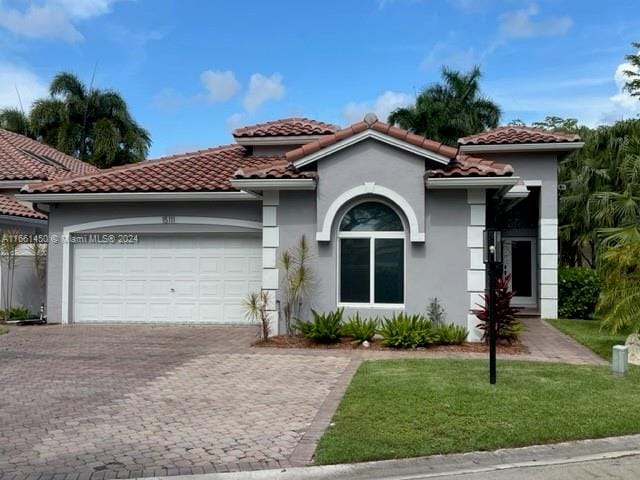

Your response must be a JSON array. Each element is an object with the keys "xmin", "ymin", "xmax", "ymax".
[
  {"xmin": 46, "ymin": 201, "xmax": 261, "ymax": 323},
  {"xmin": 278, "ymin": 142, "xmax": 470, "ymax": 327}
]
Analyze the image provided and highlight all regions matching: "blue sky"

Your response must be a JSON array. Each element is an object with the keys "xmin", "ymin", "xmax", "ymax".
[{"xmin": 0, "ymin": 0, "xmax": 638, "ymax": 158}]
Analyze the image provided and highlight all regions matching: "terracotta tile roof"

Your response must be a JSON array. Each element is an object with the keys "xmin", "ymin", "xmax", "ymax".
[
  {"xmin": 234, "ymin": 160, "xmax": 316, "ymax": 180},
  {"xmin": 233, "ymin": 118, "xmax": 340, "ymax": 138},
  {"xmin": 459, "ymin": 126, "xmax": 581, "ymax": 145},
  {"xmin": 426, "ymin": 153, "xmax": 514, "ymax": 178},
  {"xmin": 22, "ymin": 145, "xmax": 287, "ymax": 194},
  {"xmin": 0, "ymin": 128, "xmax": 99, "ymax": 181},
  {"xmin": 0, "ymin": 194, "xmax": 46, "ymax": 219},
  {"xmin": 285, "ymin": 115, "xmax": 459, "ymax": 163}
]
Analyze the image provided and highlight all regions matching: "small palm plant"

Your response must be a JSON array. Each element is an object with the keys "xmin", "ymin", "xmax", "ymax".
[
  {"xmin": 472, "ymin": 274, "xmax": 522, "ymax": 344},
  {"xmin": 280, "ymin": 235, "xmax": 315, "ymax": 336},
  {"xmin": 243, "ymin": 291, "xmax": 272, "ymax": 341}
]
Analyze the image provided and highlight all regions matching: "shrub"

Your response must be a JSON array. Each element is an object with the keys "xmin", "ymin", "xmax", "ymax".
[
  {"xmin": 379, "ymin": 313, "xmax": 437, "ymax": 348},
  {"xmin": 558, "ymin": 266, "xmax": 600, "ymax": 319},
  {"xmin": 472, "ymin": 274, "xmax": 523, "ymax": 344},
  {"xmin": 342, "ymin": 314, "xmax": 378, "ymax": 344},
  {"xmin": 0, "ymin": 306, "xmax": 31, "ymax": 321},
  {"xmin": 435, "ymin": 323, "xmax": 468, "ymax": 345},
  {"xmin": 243, "ymin": 291, "xmax": 272, "ymax": 341},
  {"xmin": 427, "ymin": 297, "xmax": 446, "ymax": 324},
  {"xmin": 294, "ymin": 308, "xmax": 344, "ymax": 343}
]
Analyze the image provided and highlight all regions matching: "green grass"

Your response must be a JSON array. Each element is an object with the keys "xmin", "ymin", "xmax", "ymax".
[
  {"xmin": 547, "ymin": 319, "xmax": 629, "ymax": 361},
  {"xmin": 0, "ymin": 326, "xmax": 7, "ymax": 335},
  {"xmin": 315, "ymin": 359, "xmax": 640, "ymax": 465}
]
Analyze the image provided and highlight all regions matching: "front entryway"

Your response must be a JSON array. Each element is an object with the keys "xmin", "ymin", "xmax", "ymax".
[
  {"xmin": 71, "ymin": 233, "xmax": 262, "ymax": 324},
  {"xmin": 503, "ymin": 237, "xmax": 537, "ymax": 307}
]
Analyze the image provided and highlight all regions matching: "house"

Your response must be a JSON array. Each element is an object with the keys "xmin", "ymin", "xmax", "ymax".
[
  {"xmin": 16, "ymin": 115, "xmax": 583, "ymax": 339},
  {"xmin": 0, "ymin": 128, "xmax": 98, "ymax": 313}
]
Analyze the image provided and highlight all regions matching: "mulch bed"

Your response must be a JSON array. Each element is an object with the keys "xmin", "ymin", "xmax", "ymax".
[{"xmin": 253, "ymin": 335, "xmax": 528, "ymax": 354}]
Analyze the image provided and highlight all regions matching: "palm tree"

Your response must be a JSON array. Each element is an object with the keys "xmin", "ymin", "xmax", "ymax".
[
  {"xmin": 388, "ymin": 66, "xmax": 501, "ymax": 145},
  {"xmin": 0, "ymin": 72, "xmax": 150, "ymax": 168}
]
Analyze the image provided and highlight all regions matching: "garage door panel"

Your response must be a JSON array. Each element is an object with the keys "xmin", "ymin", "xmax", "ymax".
[{"xmin": 72, "ymin": 234, "xmax": 261, "ymax": 324}]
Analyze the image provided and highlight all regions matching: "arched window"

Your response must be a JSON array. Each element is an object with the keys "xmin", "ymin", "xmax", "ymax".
[{"xmin": 338, "ymin": 201, "xmax": 405, "ymax": 306}]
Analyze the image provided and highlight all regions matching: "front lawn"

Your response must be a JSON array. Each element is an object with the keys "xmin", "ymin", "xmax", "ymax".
[
  {"xmin": 547, "ymin": 319, "xmax": 629, "ymax": 361},
  {"xmin": 314, "ymin": 359, "xmax": 640, "ymax": 465}
]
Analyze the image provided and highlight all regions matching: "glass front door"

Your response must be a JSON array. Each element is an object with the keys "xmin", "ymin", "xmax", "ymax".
[{"xmin": 503, "ymin": 238, "xmax": 537, "ymax": 307}]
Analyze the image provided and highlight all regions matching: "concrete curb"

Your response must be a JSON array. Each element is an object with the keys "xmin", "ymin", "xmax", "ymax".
[{"xmin": 146, "ymin": 434, "xmax": 640, "ymax": 480}]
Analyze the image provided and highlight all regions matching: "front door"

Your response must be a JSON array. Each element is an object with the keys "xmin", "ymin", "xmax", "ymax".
[{"xmin": 503, "ymin": 238, "xmax": 537, "ymax": 307}]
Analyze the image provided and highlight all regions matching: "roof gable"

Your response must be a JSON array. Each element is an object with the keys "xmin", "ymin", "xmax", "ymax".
[{"xmin": 287, "ymin": 114, "xmax": 457, "ymax": 168}]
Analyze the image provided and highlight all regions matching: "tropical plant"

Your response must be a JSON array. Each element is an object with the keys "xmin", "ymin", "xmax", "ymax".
[
  {"xmin": 378, "ymin": 313, "xmax": 437, "ymax": 348},
  {"xmin": 279, "ymin": 235, "xmax": 315, "ymax": 336},
  {"xmin": 472, "ymin": 274, "xmax": 522, "ymax": 343},
  {"xmin": 597, "ymin": 242, "xmax": 640, "ymax": 334},
  {"xmin": 0, "ymin": 306, "xmax": 31, "ymax": 321},
  {"xmin": 558, "ymin": 267, "xmax": 600, "ymax": 319},
  {"xmin": 0, "ymin": 72, "xmax": 150, "ymax": 168},
  {"xmin": 294, "ymin": 308, "xmax": 343, "ymax": 343},
  {"xmin": 341, "ymin": 313, "xmax": 378, "ymax": 344},
  {"xmin": 426, "ymin": 297, "xmax": 446, "ymax": 325},
  {"xmin": 243, "ymin": 290, "xmax": 272, "ymax": 341},
  {"xmin": 30, "ymin": 242, "xmax": 47, "ymax": 291},
  {"xmin": 388, "ymin": 66, "xmax": 501, "ymax": 146},
  {"xmin": 623, "ymin": 41, "xmax": 640, "ymax": 98},
  {"xmin": 434, "ymin": 323, "xmax": 468, "ymax": 345},
  {"xmin": 0, "ymin": 230, "xmax": 20, "ymax": 321}
]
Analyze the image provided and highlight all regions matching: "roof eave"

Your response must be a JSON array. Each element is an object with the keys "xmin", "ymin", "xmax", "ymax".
[
  {"xmin": 15, "ymin": 191, "xmax": 261, "ymax": 203},
  {"xmin": 459, "ymin": 142, "xmax": 584, "ymax": 154},
  {"xmin": 230, "ymin": 178, "xmax": 317, "ymax": 191},
  {"xmin": 426, "ymin": 176, "xmax": 520, "ymax": 189}
]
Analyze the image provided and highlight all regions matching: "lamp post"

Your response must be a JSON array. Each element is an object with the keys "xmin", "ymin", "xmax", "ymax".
[{"xmin": 483, "ymin": 229, "xmax": 502, "ymax": 385}]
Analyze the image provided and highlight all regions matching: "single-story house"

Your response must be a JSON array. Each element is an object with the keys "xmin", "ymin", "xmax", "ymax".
[
  {"xmin": 0, "ymin": 128, "xmax": 98, "ymax": 313},
  {"xmin": 17, "ymin": 115, "xmax": 583, "ymax": 339}
]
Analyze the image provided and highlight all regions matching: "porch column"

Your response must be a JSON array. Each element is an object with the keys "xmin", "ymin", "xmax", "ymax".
[
  {"xmin": 262, "ymin": 191, "xmax": 280, "ymax": 334},
  {"xmin": 540, "ymin": 218, "xmax": 558, "ymax": 318},
  {"xmin": 467, "ymin": 189, "xmax": 486, "ymax": 341}
]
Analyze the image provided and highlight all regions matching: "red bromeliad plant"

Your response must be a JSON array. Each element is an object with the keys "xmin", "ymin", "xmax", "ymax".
[{"xmin": 472, "ymin": 273, "xmax": 523, "ymax": 344}]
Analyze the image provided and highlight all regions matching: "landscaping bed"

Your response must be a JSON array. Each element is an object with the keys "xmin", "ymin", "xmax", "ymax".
[
  {"xmin": 547, "ymin": 319, "xmax": 629, "ymax": 361},
  {"xmin": 254, "ymin": 335, "xmax": 527, "ymax": 354},
  {"xmin": 314, "ymin": 358, "xmax": 640, "ymax": 465}
]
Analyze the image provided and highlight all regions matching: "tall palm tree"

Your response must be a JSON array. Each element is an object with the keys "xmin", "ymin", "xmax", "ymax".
[
  {"xmin": 388, "ymin": 66, "xmax": 501, "ymax": 145},
  {"xmin": 0, "ymin": 72, "xmax": 150, "ymax": 168}
]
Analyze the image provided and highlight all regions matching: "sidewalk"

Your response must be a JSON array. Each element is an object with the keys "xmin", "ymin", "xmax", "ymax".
[{"xmin": 148, "ymin": 434, "xmax": 640, "ymax": 480}]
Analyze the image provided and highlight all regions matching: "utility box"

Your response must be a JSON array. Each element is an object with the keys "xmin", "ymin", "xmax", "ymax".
[{"xmin": 612, "ymin": 345, "xmax": 629, "ymax": 375}]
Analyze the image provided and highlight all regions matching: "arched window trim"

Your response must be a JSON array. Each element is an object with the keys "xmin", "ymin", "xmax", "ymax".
[{"xmin": 337, "ymin": 199, "xmax": 406, "ymax": 308}]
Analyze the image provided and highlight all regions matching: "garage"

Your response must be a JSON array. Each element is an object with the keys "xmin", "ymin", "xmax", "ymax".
[{"xmin": 71, "ymin": 233, "xmax": 262, "ymax": 324}]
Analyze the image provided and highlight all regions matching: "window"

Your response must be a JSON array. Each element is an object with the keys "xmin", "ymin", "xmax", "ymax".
[{"xmin": 338, "ymin": 201, "xmax": 404, "ymax": 306}]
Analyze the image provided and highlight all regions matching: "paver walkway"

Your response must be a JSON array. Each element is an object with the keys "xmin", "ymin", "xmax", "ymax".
[
  {"xmin": 0, "ymin": 318, "xmax": 606, "ymax": 480},
  {"xmin": 0, "ymin": 326, "xmax": 351, "ymax": 479}
]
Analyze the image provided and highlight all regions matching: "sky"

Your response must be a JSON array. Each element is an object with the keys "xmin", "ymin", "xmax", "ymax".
[{"xmin": 0, "ymin": 0, "xmax": 639, "ymax": 158}]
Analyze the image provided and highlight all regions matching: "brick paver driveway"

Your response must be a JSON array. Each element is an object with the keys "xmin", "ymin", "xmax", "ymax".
[{"xmin": 0, "ymin": 325, "xmax": 351, "ymax": 479}]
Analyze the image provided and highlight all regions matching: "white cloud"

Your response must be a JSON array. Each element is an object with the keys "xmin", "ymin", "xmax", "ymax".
[
  {"xmin": 421, "ymin": 41, "xmax": 477, "ymax": 71},
  {"xmin": 0, "ymin": 62, "xmax": 48, "ymax": 110},
  {"xmin": 610, "ymin": 57, "xmax": 640, "ymax": 112},
  {"xmin": 243, "ymin": 73, "xmax": 285, "ymax": 112},
  {"xmin": 0, "ymin": 0, "xmax": 120, "ymax": 42},
  {"xmin": 342, "ymin": 90, "xmax": 412, "ymax": 124},
  {"xmin": 498, "ymin": 4, "xmax": 572, "ymax": 39},
  {"xmin": 225, "ymin": 113, "xmax": 245, "ymax": 132},
  {"xmin": 199, "ymin": 70, "xmax": 240, "ymax": 102}
]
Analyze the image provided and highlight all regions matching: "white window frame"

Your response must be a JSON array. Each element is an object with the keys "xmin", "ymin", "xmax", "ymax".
[{"xmin": 336, "ymin": 201, "xmax": 406, "ymax": 309}]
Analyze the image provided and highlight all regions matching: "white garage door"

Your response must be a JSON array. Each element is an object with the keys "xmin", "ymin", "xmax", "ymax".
[{"xmin": 72, "ymin": 234, "xmax": 262, "ymax": 324}]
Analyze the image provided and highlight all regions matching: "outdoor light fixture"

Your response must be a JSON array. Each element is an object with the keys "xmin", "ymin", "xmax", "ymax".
[{"xmin": 483, "ymin": 228, "xmax": 503, "ymax": 385}]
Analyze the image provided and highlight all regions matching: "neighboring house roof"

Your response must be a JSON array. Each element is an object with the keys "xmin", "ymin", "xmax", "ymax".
[
  {"xmin": 0, "ymin": 128, "xmax": 99, "ymax": 181},
  {"xmin": 232, "ymin": 118, "xmax": 340, "ymax": 138},
  {"xmin": 22, "ymin": 145, "xmax": 285, "ymax": 194},
  {"xmin": 0, "ymin": 194, "xmax": 46, "ymax": 220},
  {"xmin": 458, "ymin": 126, "xmax": 581, "ymax": 145}
]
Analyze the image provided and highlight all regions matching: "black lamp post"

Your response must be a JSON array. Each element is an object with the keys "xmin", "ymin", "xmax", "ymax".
[{"xmin": 483, "ymin": 229, "xmax": 502, "ymax": 385}]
